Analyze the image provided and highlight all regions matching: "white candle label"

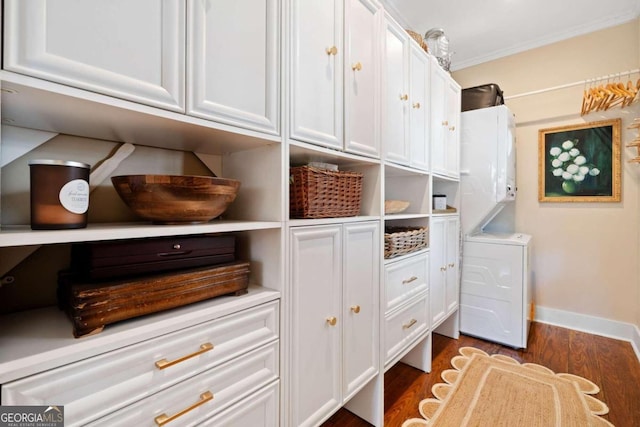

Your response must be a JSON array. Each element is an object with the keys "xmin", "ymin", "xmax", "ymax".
[{"xmin": 59, "ymin": 179, "xmax": 89, "ymax": 214}]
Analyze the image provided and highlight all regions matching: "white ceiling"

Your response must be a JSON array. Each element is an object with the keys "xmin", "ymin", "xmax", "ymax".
[{"xmin": 381, "ymin": 0, "xmax": 640, "ymax": 71}]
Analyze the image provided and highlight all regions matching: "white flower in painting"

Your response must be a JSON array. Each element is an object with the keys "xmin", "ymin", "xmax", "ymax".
[
  {"xmin": 558, "ymin": 152, "xmax": 571, "ymax": 162},
  {"xmin": 549, "ymin": 147, "xmax": 562, "ymax": 156},
  {"xmin": 562, "ymin": 140, "xmax": 574, "ymax": 150},
  {"xmin": 579, "ymin": 166, "xmax": 590, "ymax": 175},
  {"xmin": 573, "ymin": 174, "xmax": 585, "ymax": 182},
  {"xmin": 569, "ymin": 148, "xmax": 580, "ymax": 157},
  {"xmin": 551, "ymin": 159, "xmax": 563, "ymax": 168},
  {"xmin": 562, "ymin": 171, "xmax": 573, "ymax": 180},
  {"xmin": 552, "ymin": 168, "xmax": 564, "ymax": 176},
  {"xmin": 566, "ymin": 164, "xmax": 579, "ymax": 174},
  {"xmin": 589, "ymin": 168, "xmax": 600, "ymax": 176},
  {"xmin": 574, "ymin": 155, "xmax": 587, "ymax": 165}
]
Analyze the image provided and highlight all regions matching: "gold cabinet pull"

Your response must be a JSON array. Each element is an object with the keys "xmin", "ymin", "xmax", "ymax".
[
  {"xmin": 399, "ymin": 94, "xmax": 408, "ymax": 101},
  {"xmin": 350, "ymin": 305, "xmax": 361, "ymax": 314},
  {"xmin": 440, "ymin": 266, "xmax": 447, "ymax": 272},
  {"xmin": 154, "ymin": 391, "xmax": 213, "ymax": 426},
  {"xmin": 352, "ymin": 62, "xmax": 362, "ymax": 71},
  {"xmin": 448, "ymin": 263, "xmax": 455, "ymax": 268},
  {"xmin": 326, "ymin": 316, "xmax": 338, "ymax": 326},
  {"xmin": 449, "ymin": 125, "xmax": 456, "ymax": 131},
  {"xmin": 442, "ymin": 120, "xmax": 449, "ymax": 126},
  {"xmin": 326, "ymin": 46, "xmax": 338, "ymax": 55},
  {"xmin": 402, "ymin": 276, "xmax": 418, "ymax": 284},
  {"xmin": 412, "ymin": 102, "xmax": 421, "ymax": 109},
  {"xmin": 403, "ymin": 319, "xmax": 417, "ymax": 329},
  {"xmin": 155, "ymin": 343, "xmax": 214, "ymax": 370}
]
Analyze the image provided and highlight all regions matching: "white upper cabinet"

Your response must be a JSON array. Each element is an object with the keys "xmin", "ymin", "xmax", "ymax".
[
  {"xmin": 187, "ymin": 0, "xmax": 280, "ymax": 135},
  {"xmin": 382, "ymin": 15, "xmax": 430, "ymax": 170},
  {"xmin": 3, "ymin": 0, "xmax": 186, "ymax": 112},
  {"xmin": 290, "ymin": 0, "xmax": 344, "ymax": 148},
  {"xmin": 382, "ymin": 16, "xmax": 410, "ymax": 165},
  {"xmin": 343, "ymin": 0, "xmax": 381, "ymax": 158},
  {"xmin": 430, "ymin": 58, "xmax": 461, "ymax": 177}
]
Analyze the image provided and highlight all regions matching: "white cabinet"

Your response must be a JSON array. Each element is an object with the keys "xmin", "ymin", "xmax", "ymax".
[
  {"xmin": 382, "ymin": 15, "xmax": 430, "ymax": 170},
  {"xmin": 430, "ymin": 216, "xmax": 460, "ymax": 327},
  {"xmin": 4, "ymin": 0, "xmax": 186, "ymax": 112},
  {"xmin": 291, "ymin": 0, "xmax": 381, "ymax": 158},
  {"xmin": 187, "ymin": 0, "xmax": 280, "ymax": 135},
  {"xmin": 430, "ymin": 58, "xmax": 461, "ymax": 177},
  {"xmin": 290, "ymin": 221, "xmax": 379, "ymax": 427}
]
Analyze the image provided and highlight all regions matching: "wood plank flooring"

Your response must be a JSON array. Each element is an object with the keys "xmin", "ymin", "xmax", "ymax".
[{"xmin": 321, "ymin": 322, "xmax": 640, "ymax": 426}]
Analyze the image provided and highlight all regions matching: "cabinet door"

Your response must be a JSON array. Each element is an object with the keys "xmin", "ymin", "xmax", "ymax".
[
  {"xmin": 429, "ymin": 60, "xmax": 447, "ymax": 175},
  {"xmin": 445, "ymin": 80, "xmax": 461, "ymax": 177},
  {"xmin": 344, "ymin": 0, "xmax": 381, "ymax": 158},
  {"xmin": 430, "ymin": 217, "xmax": 447, "ymax": 326},
  {"xmin": 382, "ymin": 15, "xmax": 410, "ymax": 165},
  {"xmin": 290, "ymin": 0, "xmax": 343, "ymax": 149},
  {"xmin": 290, "ymin": 226, "xmax": 342, "ymax": 427},
  {"xmin": 445, "ymin": 217, "xmax": 460, "ymax": 314},
  {"xmin": 342, "ymin": 221, "xmax": 379, "ymax": 401},
  {"xmin": 188, "ymin": 0, "xmax": 280, "ymax": 135},
  {"xmin": 408, "ymin": 44, "xmax": 430, "ymax": 171},
  {"xmin": 4, "ymin": 0, "xmax": 185, "ymax": 112}
]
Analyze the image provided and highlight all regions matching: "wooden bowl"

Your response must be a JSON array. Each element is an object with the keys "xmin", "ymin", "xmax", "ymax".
[
  {"xmin": 111, "ymin": 175, "xmax": 240, "ymax": 224},
  {"xmin": 384, "ymin": 200, "xmax": 410, "ymax": 214}
]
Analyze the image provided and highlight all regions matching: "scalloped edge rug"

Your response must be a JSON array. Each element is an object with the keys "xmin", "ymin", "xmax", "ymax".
[{"xmin": 402, "ymin": 347, "xmax": 613, "ymax": 427}]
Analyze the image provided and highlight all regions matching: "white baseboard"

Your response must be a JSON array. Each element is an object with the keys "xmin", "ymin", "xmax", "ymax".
[{"xmin": 535, "ymin": 306, "xmax": 640, "ymax": 362}]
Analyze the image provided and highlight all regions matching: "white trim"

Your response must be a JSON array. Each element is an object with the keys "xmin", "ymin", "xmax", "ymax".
[{"xmin": 535, "ymin": 306, "xmax": 640, "ymax": 362}]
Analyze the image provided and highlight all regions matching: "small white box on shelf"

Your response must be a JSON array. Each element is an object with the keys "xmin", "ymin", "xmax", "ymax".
[{"xmin": 433, "ymin": 194, "xmax": 447, "ymax": 210}]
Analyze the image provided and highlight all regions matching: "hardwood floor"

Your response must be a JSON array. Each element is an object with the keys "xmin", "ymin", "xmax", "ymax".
[{"xmin": 321, "ymin": 322, "xmax": 640, "ymax": 426}]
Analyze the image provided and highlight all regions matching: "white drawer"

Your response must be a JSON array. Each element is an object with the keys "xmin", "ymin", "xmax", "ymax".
[
  {"xmin": 384, "ymin": 293, "xmax": 429, "ymax": 364},
  {"xmin": 86, "ymin": 341, "xmax": 279, "ymax": 427},
  {"xmin": 2, "ymin": 301, "xmax": 278, "ymax": 426},
  {"xmin": 200, "ymin": 380, "xmax": 279, "ymax": 426},
  {"xmin": 384, "ymin": 252, "xmax": 428, "ymax": 313}
]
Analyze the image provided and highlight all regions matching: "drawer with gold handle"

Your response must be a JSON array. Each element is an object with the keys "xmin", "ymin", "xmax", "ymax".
[
  {"xmin": 384, "ymin": 293, "xmax": 429, "ymax": 365},
  {"xmin": 384, "ymin": 253, "xmax": 429, "ymax": 313}
]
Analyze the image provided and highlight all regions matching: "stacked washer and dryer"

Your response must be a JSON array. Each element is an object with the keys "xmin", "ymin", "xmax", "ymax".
[{"xmin": 459, "ymin": 105, "xmax": 533, "ymax": 349}]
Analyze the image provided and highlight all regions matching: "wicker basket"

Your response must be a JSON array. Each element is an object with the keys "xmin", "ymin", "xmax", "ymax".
[
  {"xmin": 290, "ymin": 166, "xmax": 363, "ymax": 218},
  {"xmin": 405, "ymin": 29, "xmax": 429, "ymax": 52},
  {"xmin": 384, "ymin": 226, "xmax": 429, "ymax": 259}
]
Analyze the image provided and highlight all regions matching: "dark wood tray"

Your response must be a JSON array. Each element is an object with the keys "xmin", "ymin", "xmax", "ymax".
[{"xmin": 59, "ymin": 261, "xmax": 249, "ymax": 337}]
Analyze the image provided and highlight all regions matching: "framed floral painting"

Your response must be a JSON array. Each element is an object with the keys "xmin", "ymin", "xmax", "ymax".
[{"xmin": 538, "ymin": 119, "xmax": 621, "ymax": 202}]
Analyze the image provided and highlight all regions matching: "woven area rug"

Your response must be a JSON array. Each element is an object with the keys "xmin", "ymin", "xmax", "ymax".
[{"xmin": 402, "ymin": 347, "xmax": 613, "ymax": 427}]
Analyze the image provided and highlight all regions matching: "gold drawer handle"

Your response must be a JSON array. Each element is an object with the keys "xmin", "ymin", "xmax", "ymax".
[
  {"xmin": 403, "ymin": 318, "xmax": 417, "ymax": 329},
  {"xmin": 155, "ymin": 343, "xmax": 214, "ymax": 370},
  {"xmin": 352, "ymin": 62, "xmax": 362, "ymax": 71},
  {"xmin": 350, "ymin": 305, "xmax": 361, "ymax": 314},
  {"xmin": 399, "ymin": 94, "xmax": 408, "ymax": 101},
  {"xmin": 402, "ymin": 276, "xmax": 418, "ymax": 284},
  {"xmin": 154, "ymin": 391, "xmax": 213, "ymax": 426},
  {"xmin": 326, "ymin": 46, "xmax": 338, "ymax": 55},
  {"xmin": 326, "ymin": 316, "xmax": 338, "ymax": 326},
  {"xmin": 412, "ymin": 102, "xmax": 421, "ymax": 109}
]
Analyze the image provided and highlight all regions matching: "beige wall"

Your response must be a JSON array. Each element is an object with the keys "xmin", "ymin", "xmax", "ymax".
[{"xmin": 453, "ymin": 19, "xmax": 640, "ymax": 326}]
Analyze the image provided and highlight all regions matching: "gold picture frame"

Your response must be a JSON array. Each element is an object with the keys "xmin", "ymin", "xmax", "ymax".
[{"xmin": 538, "ymin": 119, "xmax": 621, "ymax": 202}]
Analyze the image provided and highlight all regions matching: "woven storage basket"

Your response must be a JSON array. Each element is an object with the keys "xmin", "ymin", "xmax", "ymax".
[
  {"xmin": 290, "ymin": 166, "xmax": 363, "ymax": 218},
  {"xmin": 384, "ymin": 226, "xmax": 429, "ymax": 259},
  {"xmin": 405, "ymin": 29, "xmax": 429, "ymax": 52}
]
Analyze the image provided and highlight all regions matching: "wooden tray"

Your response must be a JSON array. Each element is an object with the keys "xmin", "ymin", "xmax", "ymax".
[{"xmin": 59, "ymin": 261, "xmax": 250, "ymax": 337}]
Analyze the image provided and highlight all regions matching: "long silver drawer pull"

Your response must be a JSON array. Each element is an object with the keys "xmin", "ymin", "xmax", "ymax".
[
  {"xmin": 155, "ymin": 343, "xmax": 214, "ymax": 370},
  {"xmin": 403, "ymin": 318, "xmax": 418, "ymax": 329},
  {"xmin": 402, "ymin": 276, "xmax": 418, "ymax": 284},
  {"xmin": 154, "ymin": 391, "xmax": 213, "ymax": 426}
]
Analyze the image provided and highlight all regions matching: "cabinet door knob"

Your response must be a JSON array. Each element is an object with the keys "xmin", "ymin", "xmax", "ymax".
[
  {"xmin": 326, "ymin": 46, "xmax": 338, "ymax": 55},
  {"xmin": 412, "ymin": 102, "xmax": 421, "ymax": 109},
  {"xmin": 155, "ymin": 342, "xmax": 214, "ymax": 370},
  {"xmin": 351, "ymin": 62, "xmax": 362, "ymax": 71},
  {"xmin": 154, "ymin": 391, "xmax": 213, "ymax": 426},
  {"xmin": 402, "ymin": 276, "xmax": 418, "ymax": 284},
  {"xmin": 440, "ymin": 266, "xmax": 447, "ymax": 272},
  {"xmin": 350, "ymin": 305, "xmax": 361, "ymax": 314},
  {"xmin": 448, "ymin": 263, "xmax": 455, "ymax": 268},
  {"xmin": 403, "ymin": 318, "xmax": 417, "ymax": 329},
  {"xmin": 449, "ymin": 126, "xmax": 456, "ymax": 131},
  {"xmin": 442, "ymin": 120, "xmax": 449, "ymax": 126},
  {"xmin": 326, "ymin": 316, "xmax": 338, "ymax": 326},
  {"xmin": 399, "ymin": 94, "xmax": 409, "ymax": 101}
]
